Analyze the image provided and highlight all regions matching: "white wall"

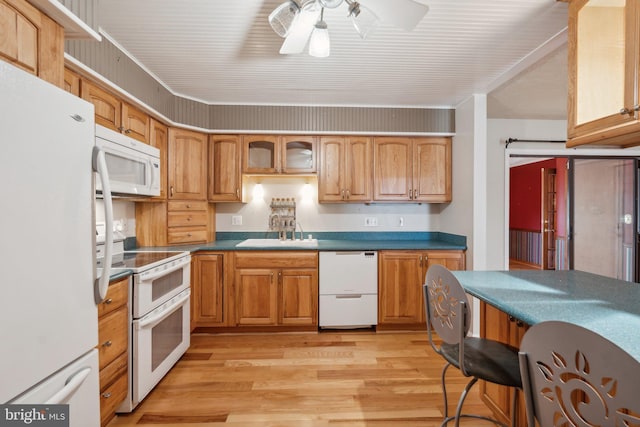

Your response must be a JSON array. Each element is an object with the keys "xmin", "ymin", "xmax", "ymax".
[
  {"xmin": 95, "ymin": 199, "xmax": 136, "ymax": 237},
  {"xmin": 215, "ymin": 176, "xmax": 442, "ymax": 232}
]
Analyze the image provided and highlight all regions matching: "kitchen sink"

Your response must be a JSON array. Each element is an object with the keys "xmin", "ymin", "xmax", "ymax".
[{"xmin": 236, "ymin": 238, "xmax": 318, "ymax": 248}]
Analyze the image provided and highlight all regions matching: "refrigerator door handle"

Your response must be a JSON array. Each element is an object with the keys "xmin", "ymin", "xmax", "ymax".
[
  {"xmin": 93, "ymin": 147, "xmax": 113, "ymax": 303},
  {"xmin": 44, "ymin": 367, "xmax": 91, "ymax": 404}
]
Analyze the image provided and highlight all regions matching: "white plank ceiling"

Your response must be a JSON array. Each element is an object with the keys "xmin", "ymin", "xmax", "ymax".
[{"xmin": 98, "ymin": 0, "xmax": 569, "ymax": 117}]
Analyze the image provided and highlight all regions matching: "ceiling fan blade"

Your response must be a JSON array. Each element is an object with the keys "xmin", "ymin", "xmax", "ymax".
[
  {"xmin": 360, "ymin": 0, "xmax": 429, "ymax": 31},
  {"xmin": 279, "ymin": 8, "xmax": 320, "ymax": 54}
]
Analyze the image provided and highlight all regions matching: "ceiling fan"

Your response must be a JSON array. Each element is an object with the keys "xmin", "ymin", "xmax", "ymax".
[{"xmin": 268, "ymin": 0, "xmax": 429, "ymax": 57}]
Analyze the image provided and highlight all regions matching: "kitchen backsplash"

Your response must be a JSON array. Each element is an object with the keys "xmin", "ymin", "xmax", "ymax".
[
  {"xmin": 96, "ymin": 178, "xmax": 445, "ymax": 238},
  {"xmin": 216, "ymin": 177, "xmax": 443, "ymax": 232}
]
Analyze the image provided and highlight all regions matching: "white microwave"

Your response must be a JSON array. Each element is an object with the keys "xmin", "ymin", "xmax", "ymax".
[{"xmin": 95, "ymin": 124, "xmax": 160, "ymax": 197}]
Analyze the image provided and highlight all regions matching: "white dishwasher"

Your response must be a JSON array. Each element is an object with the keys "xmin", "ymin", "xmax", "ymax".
[{"xmin": 319, "ymin": 251, "xmax": 378, "ymax": 328}]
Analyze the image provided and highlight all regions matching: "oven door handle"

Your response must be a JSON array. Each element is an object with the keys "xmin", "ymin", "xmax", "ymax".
[
  {"xmin": 139, "ymin": 258, "xmax": 190, "ymax": 282},
  {"xmin": 137, "ymin": 289, "xmax": 190, "ymax": 329}
]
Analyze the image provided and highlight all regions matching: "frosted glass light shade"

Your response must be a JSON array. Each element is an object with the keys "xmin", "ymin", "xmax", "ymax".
[
  {"xmin": 268, "ymin": 1, "xmax": 300, "ymax": 37},
  {"xmin": 309, "ymin": 22, "xmax": 330, "ymax": 57},
  {"xmin": 350, "ymin": 3, "xmax": 379, "ymax": 39}
]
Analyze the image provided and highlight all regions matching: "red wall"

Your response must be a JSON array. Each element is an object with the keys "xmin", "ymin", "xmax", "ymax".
[{"xmin": 510, "ymin": 159, "xmax": 561, "ymax": 231}]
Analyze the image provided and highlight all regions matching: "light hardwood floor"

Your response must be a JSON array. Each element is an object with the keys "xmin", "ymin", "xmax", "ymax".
[{"xmin": 108, "ymin": 331, "xmax": 495, "ymax": 426}]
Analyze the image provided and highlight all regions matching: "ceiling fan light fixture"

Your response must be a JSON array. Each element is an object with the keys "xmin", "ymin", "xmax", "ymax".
[
  {"xmin": 319, "ymin": 0, "xmax": 344, "ymax": 8},
  {"xmin": 268, "ymin": 1, "xmax": 301, "ymax": 38},
  {"xmin": 309, "ymin": 10, "xmax": 330, "ymax": 57},
  {"xmin": 348, "ymin": 1, "xmax": 379, "ymax": 39}
]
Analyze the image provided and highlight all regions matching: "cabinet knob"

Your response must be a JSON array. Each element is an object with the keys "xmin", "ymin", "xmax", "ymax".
[
  {"xmin": 103, "ymin": 298, "xmax": 113, "ymax": 305},
  {"xmin": 187, "ymin": 233, "xmax": 192, "ymax": 237},
  {"xmin": 341, "ymin": 189, "xmax": 345, "ymax": 200},
  {"xmin": 187, "ymin": 216, "xmax": 192, "ymax": 221},
  {"xmin": 117, "ymin": 126, "xmax": 125, "ymax": 132},
  {"xmin": 102, "ymin": 392, "xmax": 112, "ymax": 399},
  {"xmin": 620, "ymin": 107, "xmax": 632, "ymax": 116},
  {"xmin": 124, "ymin": 129, "xmax": 131, "ymax": 134},
  {"xmin": 346, "ymin": 190, "xmax": 351, "ymax": 199},
  {"xmin": 102, "ymin": 340, "xmax": 112, "ymax": 347},
  {"xmin": 170, "ymin": 186, "xmax": 174, "ymax": 197}
]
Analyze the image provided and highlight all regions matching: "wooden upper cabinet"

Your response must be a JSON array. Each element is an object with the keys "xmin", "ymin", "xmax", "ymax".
[
  {"xmin": 63, "ymin": 67, "xmax": 80, "ymax": 96},
  {"xmin": 168, "ymin": 128, "xmax": 207, "ymax": 200},
  {"xmin": 242, "ymin": 135, "xmax": 316, "ymax": 174},
  {"xmin": 0, "ymin": 0, "xmax": 64, "ymax": 87},
  {"xmin": 374, "ymin": 137, "xmax": 451, "ymax": 202},
  {"xmin": 81, "ymin": 80, "xmax": 150, "ymax": 143},
  {"xmin": 209, "ymin": 135, "xmax": 242, "ymax": 202},
  {"xmin": 281, "ymin": 135, "xmax": 316, "ymax": 174},
  {"xmin": 567, "ymin": 0, "xmax": 640, "ymax": 147},
  {"xmin": 121, "ymin": 103, "xmax": 150, "ymax": 143},
  {"xmin": 81, "ymin": 80, "xmax": 122, "ymax": 130},
  {"xmin": 413, "ymin": 138, "xmax": 451, "ymax": 202},
  {"xmin": 373, "ymin": 137, "xmax": 413, "ymax": 201},
  {"xmin": 319, "ymin": 136, "xmax": 371, "ymax": 202},
  {"xmin": 149, "ymin": 118, "xmax": 168, "ymax": 200}
]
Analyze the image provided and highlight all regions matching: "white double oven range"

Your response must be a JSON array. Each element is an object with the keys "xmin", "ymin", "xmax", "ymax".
[{"xmin": 96, "ymin": 237, "xmax": 191, "ymax": 412}]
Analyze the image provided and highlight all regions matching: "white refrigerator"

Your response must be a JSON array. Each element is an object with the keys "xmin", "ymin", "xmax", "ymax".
[{"xmin": 0, "ymin": 62, "xmax": 103, "ymax": 426}]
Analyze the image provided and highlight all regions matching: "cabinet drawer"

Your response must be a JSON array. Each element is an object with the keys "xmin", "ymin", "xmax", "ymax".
[
  {"xmin": 99, "ymin": 351, "xmax": 127, "ymax": 391},
  {"xmin": 319, "ymin": 294, "xmax": 378, "ymax": 328},
  {"xmin": 168, "ymin": 227, "xmax": 208, "ymax": 244},
  {"xmin": 99, "ymin": 372, "xmax": 128, "ymax": 426},
  {"xmin": 167, "ymin": 210, "xmax": 208, "ymax": 227},
  {"xmin": 98, "ymin": 277, "xmax": 128, "ymax": 317},
  {"xmin": 235, "ymin": 251, "xmax": 318, "ymax": 268},
  {"xmin": 97, "ymin": 306, "xmax": 128, "ymax": 370},
  {"xmin": 168, "ymin": 200, "xmax": 208, "ymax": 211}
]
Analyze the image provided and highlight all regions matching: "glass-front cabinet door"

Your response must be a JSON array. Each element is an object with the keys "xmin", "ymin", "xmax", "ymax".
[
  {"xmin": 243, "ymin": 135, "xmax": 279, "ymax": 173},
  {"xmin": 568, "ymin": 0, "xmax": 638, "ymax": 139},
  {"xmin": 281, "ymin": 135, "xmax": 316, "ymax": 174}
]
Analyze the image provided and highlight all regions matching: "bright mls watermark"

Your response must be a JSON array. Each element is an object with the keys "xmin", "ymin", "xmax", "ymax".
[{"xmin": 0, "ymin": 405, "xmax": 69, "ymax": 427}]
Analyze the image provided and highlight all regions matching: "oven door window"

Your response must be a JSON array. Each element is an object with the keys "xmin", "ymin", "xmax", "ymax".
[
  {"xmin": 152, "ymin": 268, "xmax": 185, "ymax": 303},
  {"xmin": 152, "ymin": 307, "xmax": 183, "ymax": 371}
]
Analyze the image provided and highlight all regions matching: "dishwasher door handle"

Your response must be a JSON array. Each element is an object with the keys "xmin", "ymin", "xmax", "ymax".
[{"xmin": 335, "ymin": 294, "xmax": 363, "ymax": 299}]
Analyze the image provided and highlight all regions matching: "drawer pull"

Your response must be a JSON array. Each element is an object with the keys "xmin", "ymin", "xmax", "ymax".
[
  {"xmin": 102, "ymin": 392, "xmax": 112, "ymax": 399},
  {"xmin": 187, "ymin": 233, "xmax": 192, "ymax": 237},
  {"xmin": 102, "ymin": 340, "xmax": 112, "ymax": 347}
]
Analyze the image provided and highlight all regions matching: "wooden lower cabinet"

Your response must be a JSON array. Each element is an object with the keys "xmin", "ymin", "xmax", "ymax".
[
  {"xmin": 233, "ymin": 251, "xmax": 318, "ymax": 330},
  {"xmin": 480, "ymin": 302, "xmax": 528, "ymax": 426},
  {"xmin": 191, "ymin": 252, "xmax": 228, "ymax": 329},
  {"xmin": 97, "ymin": 276, "xmax": 129, "ymax": 427},
  {"xmin": 378, "ymin": 250, "xmax": 466, "ymax": 329}
]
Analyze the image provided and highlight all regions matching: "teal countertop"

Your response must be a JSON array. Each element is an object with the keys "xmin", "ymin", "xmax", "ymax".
[
  {"xmin": 133, "ymin": 231, "xmax": 467, "ymax": 252},
  {"xmin": 452, "ymin": 270, "xmax": 640, "ymax": 361}
]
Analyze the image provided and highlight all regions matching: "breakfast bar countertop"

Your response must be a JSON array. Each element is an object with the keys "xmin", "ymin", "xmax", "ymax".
[{"xmin": 452, "ymin": 270, "xmax": 640, "ymax": 361}]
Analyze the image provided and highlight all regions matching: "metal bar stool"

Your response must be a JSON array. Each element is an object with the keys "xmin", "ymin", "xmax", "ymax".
[
  {"xmin": 423, "ymin": 264, "xmax": 522, "ymax": 427},
  {"xmin": 519, "ymin": 320, "xmax": 640, "ymax": 427}
]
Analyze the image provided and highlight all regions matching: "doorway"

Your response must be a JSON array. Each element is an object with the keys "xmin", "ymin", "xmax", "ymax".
[{"xmin": 509, "ymin": 158, "xmax": 568, "ymax": 270}]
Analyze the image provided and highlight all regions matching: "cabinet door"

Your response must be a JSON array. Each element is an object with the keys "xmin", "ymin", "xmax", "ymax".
[
  {"xmin": 149, "ymin": 118, "xmax": 168, "ymax": 200},
  {"xmin": 424, "ymin": 250, "xmax": 465, "ymax": 271},
  {"xmin": 81, "ymin": 80, "xmax": 122, "ymax": 132},
  {"xmin": 344, "ymin": 137, "xmax": 372, "ymax": 201},
  {"xmin": 0, "ymin": 0, "xmax": 64, "ymax": 87},
  {"xmin": 168, "ymin": 128, "xmax": 207, "ymax": 200},
  {"xmin": 479, "ymin": 302, "xmax": 512, "ymax": 425},
  {"xmin": 192, "ymin": 254, "xmax": 224, "ymax": 327},
  {"xmin": 121, "ymin": 103, "xmax": 149, "ymax": 143},
  {"xmin": 374, "ymin": 138, "xmax": 412, "ymax": 201},
  {"xmin": 281, "ymin": 135, "xmax": 316, "ymax": 173},
  {"xmin": 209, "ymin": 135, "xmax": 242, "ymax": 202},
  {"xmin": 278, "ymin": 268, "xmax": 318, "ymax": 326},
  {"xmin": 378, "ymin": 251, "xmax": 424, "ymax": 325},
  {"xmin": 568, "ymin": 0, "xmax": 638, "ymax": 139},
  {"xmin": 63, "ymin": 67, "xmax": 80, "ymax": 96},
  {"xmin": 318, "ymin": 136, "xmax": 346, "ymax": 202},
  {"xmin": 235, "ymin": 268, "xmax": 278, "ymax": 325},
  {"xmin": 243, "ymin": 135, "xmax": 279, "ymax": 174},
  {"xmin": 413, "ymin": 138, "xmax": 451, "ymax": 202}
]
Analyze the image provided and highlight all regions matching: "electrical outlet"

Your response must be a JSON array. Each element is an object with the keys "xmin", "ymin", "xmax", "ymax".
[
  {"xmin": 232, "ymin": 215, "xmax": 242, "ymax": 226},
  {"xmin": 365, "ymin": 217, "xmax": 378, "ymax": 226}
]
